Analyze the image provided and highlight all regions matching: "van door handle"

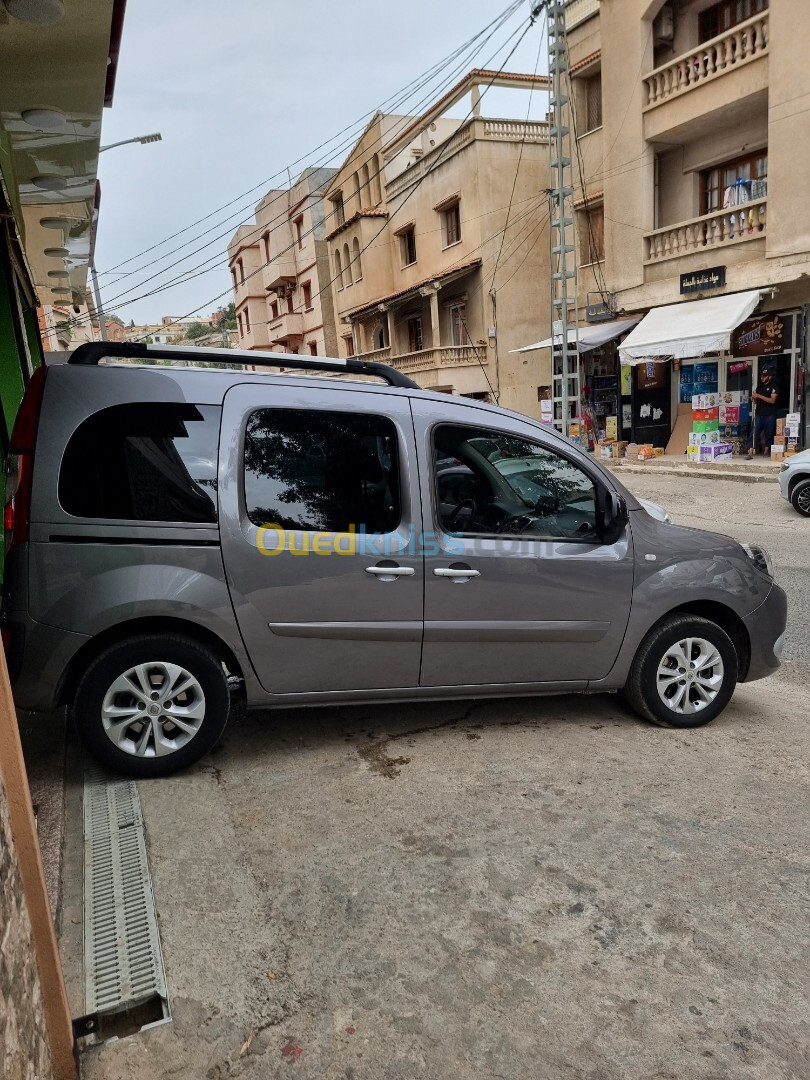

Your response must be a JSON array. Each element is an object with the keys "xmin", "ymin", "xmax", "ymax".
[
  {"xmin": 433, "ymin": 566, "xmax": 481, "ymax": 580},
  {"xmin": 365, "ymin": 563, "xmax": 415, "ymax": 580}
]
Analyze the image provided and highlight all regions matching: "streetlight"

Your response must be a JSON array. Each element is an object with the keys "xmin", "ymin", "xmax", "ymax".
[
  {"xmin": 99, "ymin": 132, "xmax": 162, "ymax": 153},
  {"xmin": 93, "ymin": 132, "xmax": 162, "ymax": 339}
]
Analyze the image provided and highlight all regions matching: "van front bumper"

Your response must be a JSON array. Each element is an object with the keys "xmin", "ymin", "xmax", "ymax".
[
  {"xmin": 3, "ymin": 612, "xmax": 90, "ymax": 711},
  {"xmin": 742, "ymin": 581, "xmax": 788, "ymax": 682}
]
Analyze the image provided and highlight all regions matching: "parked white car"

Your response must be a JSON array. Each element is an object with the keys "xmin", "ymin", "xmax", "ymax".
[{"xmin": 778, "ymin": 449, "xmax": 810, "ymax": 517}]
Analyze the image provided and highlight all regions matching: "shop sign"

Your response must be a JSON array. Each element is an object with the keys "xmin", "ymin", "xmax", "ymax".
[
  {"xmin": 732, "ymin": 315, "xmax": 785, "ymax": 356},
  {"xmin": 729, "ymin": 360, "xmax": 750, "ymax": 374},
  {"xmin": 586, "ymin": 291, "xmax": 617, "ymax": 323},
  {"xmin": 679, "ymin": 266, "xmax": 726, "ymax": 294}
]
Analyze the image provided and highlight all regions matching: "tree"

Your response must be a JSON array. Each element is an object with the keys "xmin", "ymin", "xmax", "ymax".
[
  {"xmin": 216, "ymin": 302, "xmax": 237, "ymax": 330},
  {"xmin": 185, "ymin": 322, "xmax": 209, "ymax": 340}
]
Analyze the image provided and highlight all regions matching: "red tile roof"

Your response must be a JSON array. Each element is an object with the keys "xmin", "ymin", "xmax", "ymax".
[{"xmin": 325, "ymin": 207, "xmax": 389, "ymax": 242}]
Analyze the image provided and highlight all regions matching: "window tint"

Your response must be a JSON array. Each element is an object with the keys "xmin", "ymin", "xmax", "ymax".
[
  {"xmin": 59, "ymin": 403, "xmax": 219, "ymax": 522},
  {"xmin": 433, "ymin": 425, "xmax": 597, "ymax": 541},
  {"xmin": 244, "ymin": 409, "xmax": 400, "ymax": 533}
]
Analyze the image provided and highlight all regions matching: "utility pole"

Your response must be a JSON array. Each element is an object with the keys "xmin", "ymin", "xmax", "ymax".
[
  {"xmin": 90, "ymin": 262, "xmax": 107, "ymax": 341},
  {"xmin": 547, "ymin": 0, "xmax": 579, "ymax": 436}
]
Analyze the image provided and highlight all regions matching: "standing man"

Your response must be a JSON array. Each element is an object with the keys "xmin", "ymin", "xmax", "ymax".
[{"xmin": 747, "ymin": 365, "xmax": 779, "ymax": 458}]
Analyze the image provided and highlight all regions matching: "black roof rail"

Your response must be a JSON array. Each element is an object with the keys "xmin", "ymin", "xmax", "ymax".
[{"xmin": 66, "ymin": 341, "xmax": 420, "ymax": 389}]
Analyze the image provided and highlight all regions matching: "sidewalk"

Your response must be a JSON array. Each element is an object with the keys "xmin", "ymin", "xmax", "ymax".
[{"xmin": 604, "ymin": 453, "xmax": 783, "ymax": 484}]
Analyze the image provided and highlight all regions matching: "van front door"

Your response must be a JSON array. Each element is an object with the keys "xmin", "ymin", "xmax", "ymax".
[
  {"xmin": 219, "ymin": 383, "xmax": 423, "ymax": 696},
  {"xmin": 413, "ymin": 399, "xmax": 634, "ymax": 689}
]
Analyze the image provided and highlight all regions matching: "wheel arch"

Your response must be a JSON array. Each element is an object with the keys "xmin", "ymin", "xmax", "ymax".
[
  {"xmin": 57, "ymin": 616, "xmax": 246, "ymax": 708},
  {"xmin": 655, "ymin": 600, "xmax": 750, "ymax": 680},
  {"xmin": 788, "ymin": 471, "xmax": 810, "ymax": 497}
]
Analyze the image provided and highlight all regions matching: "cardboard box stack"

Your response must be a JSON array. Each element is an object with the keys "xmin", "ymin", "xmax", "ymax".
[
  {"xmin": 773, "ymin": 412, "xmax": 801, "ymax": 461},
  {"xmin": 687, "ymin": 391, "xmax": 739, "ymax": 460}
]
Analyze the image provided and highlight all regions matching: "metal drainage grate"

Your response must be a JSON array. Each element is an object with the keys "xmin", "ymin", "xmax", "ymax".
[{"xmin": 82, "ymin": 767, "xmax": 170, "ymax": 1040}]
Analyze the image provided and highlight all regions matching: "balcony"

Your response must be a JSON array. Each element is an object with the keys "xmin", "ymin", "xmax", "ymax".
[
  {"xmin": 269, "ymin": 311, "xmax": 303, "ymax": 343},
  {"xmin": 263, "ymin": 257, "xmax": 297, "ymax": 291},
  {"xmin": 644, "ymin": 13, "xmax": 768, "ymax": 108},
  {"xmin": 642, "ymin": 12, "xmax": 768, "ymax": 142},
  {"xmin": 644, "ymin": 198, "xmax": 766, "ymax": 265}
]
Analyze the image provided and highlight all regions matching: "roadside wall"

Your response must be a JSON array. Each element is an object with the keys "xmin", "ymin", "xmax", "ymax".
[{"xmin": 0, "ymin": 770, "xmax": 53, "ymax": 1080}]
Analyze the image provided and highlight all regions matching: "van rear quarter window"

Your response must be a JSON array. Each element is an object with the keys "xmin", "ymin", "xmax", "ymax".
[{"xmin": 58, "ymin": 403, "xmax": 220, "ymax": 522}]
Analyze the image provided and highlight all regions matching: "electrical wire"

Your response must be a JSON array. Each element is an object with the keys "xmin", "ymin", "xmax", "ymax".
[
  {"xmin": 94, "ymin": 0, "xmax": 525, "ymax": 280},
  {"xmin": 85, "ymin": 13, "xmax": 538, "ymax": 339},
  {"xmin": 84, "ymin": 7, "xmax": 532, "ymax": 320}
]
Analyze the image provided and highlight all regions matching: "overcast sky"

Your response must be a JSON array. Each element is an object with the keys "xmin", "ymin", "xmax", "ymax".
[{"xmin": 93, "ymin": 0, "xmax": 550, "ymax": 326}]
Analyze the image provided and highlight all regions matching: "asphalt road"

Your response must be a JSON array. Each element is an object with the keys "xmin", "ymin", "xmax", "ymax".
[{"xmin": 75, "ymin": 471, "xmax": 809, "ymax": 1080}]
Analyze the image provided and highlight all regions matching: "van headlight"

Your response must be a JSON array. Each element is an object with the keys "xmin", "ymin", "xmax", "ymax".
[{"xmin": 741, "ymin": 542, "xmax": 774, "ymax": 578}]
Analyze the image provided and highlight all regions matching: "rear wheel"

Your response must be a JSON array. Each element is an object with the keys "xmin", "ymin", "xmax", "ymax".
[
  {"xmin": 790, "ymin": 477, "xmax": 810, "ymax": 517},
  {"xmin": 71, "ymin": 634, "xmax": 230, "ymax": 777},
  {"xmin": 624, "ymin": 615, "xmax": 738, "ymax": 729}
]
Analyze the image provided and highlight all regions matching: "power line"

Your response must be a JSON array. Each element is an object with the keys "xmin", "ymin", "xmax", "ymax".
[
  {"xmin": 95, "ymin": 0, "xmax": 525, "ymax": 280},
  {"xmin": 85, "ymin": 14, "xmax": 538, "ymax": 338},
  {"xmin": 87, "ymin": 7, "xmax": 531, "ymax": 319}
]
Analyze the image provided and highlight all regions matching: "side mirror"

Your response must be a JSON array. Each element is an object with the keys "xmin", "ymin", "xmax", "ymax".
[{"xmin": 602, "ymin": 491, "xmax": 627, "ymax": 534}]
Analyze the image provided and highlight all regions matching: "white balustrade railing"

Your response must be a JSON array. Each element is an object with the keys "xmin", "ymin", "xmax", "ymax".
[
  {"xmin": 644, "ymin": 198, "xmax": 766, "ymax": 263},
  {"xmin": 644, "ymin": 12, "xmax": 768, "ymax": 108}
]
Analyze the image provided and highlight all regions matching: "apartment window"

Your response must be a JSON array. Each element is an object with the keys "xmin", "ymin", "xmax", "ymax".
[
  {"xmin": 237, "ymin": 259, "xmax": 245, "ymax": 284},
  {"xmin": 294, "ymin": 216, "xmax": 304, "ymax": 249},
  {"xmin": 442, "ymin": 202, "xmax": 461, "ymax": 247},
  {"xmin": 243, "ymin": 307, "xmax": 250, "ymax": 333},
  {"xmin": 262, "ymin": 232, "xmax": 270, "ymax": 263},
  {"xmin": 584, "ymin": 73, "xmax": 602, "ymax": 132},
  {"xmin": 343, "ymin": 242, "xmax": 353, "ymax": 286},
  {"xmin": 699, "ymin": 0, "xmax": 767, "ymax": 42},
  {"xmin": 407, "ymin": 316, "xmax": 423, "ymax": 353},
  {"xmin": 286, "ymin": 292, "xmax": 295, "ymax": 315},
  {"xmin": 270, "ymin": 300, "xmax": 279, "ymax": 320},
  {"xmin": 230, "ymin": 268, "xmax": 237, "ymax": 289},
  {"xmin": 449, "ymin": 303, "xmax": 467, "ymax": 347},
  {"xmin": 302, "ymin": 281, "xmax": 312, "ymax": 309},
  {"xmin": 308, "ymin": 342, "xmax": 318, "ymax": 356},
  {"xmin": 701, "ymin": 151, "xmax": 768, "ymax": 214},
  {"xmin": 335, "ymin": 250, "xmax": 344, "ymax": 290},
  {"xmin": 400, "ymin": 226, "xmax": 417, "ymax": 267},
  {"xmin": 332, "ymin": 193, "xmax": 345, "ymax": 227},
  {"xmin": 352, "ymin": 237, "xmax": 363, "ymax": 280},
  {"xmin": 578, "ymin": 204, "xmax": 605, "ymax": 264},
  {"xmin": 344, "ymin": 335, "xmax": 355, "ymax": 358},
  {"xmin": 237, "ymin": 312, "xmax": 243, "ymax": 336}
]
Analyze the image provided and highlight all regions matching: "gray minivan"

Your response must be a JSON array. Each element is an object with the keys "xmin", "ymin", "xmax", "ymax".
[{"xmin": 2, "ymin": 342, "xmax": 787, "ymax": 777}]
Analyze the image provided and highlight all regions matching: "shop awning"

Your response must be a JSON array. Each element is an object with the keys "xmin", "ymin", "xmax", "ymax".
[
  {"xmin": 618, "ymin": 290, "xmax": 761, "ymax": 366},
  {"xmin": 511, "ymin": 317, "xmax": 641, "ymax": 354}
]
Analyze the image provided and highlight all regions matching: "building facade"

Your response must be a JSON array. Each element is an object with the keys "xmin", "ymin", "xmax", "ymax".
[
  {"xmin": 323, "ymin": 72, "xmax": 554, "ymax": 416},
  {"xmin": 228, "ymin": 167, "xmax": 338, "ymax": 358},
  {"xmin": 565, "ymin": 0, "xmax": 809, "ymax": 448}
]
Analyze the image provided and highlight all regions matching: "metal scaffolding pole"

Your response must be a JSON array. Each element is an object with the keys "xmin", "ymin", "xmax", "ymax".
[{"xmin": 547, "ymin": 0, "xmax": 579, "ymax": 435}]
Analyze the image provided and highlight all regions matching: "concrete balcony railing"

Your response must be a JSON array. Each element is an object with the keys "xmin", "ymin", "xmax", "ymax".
[
  {"xmin": 390, "ymin": 345, "xmax": 484, "ymax": 374},
  {"xmin": 269, "ymin": 311, "xmax": 304, "ymax": 343},
  {"xmin": 263, "ymin": 257, "xmax": 297, "ymax": 291},
  {"xmin": 644, "ymin": 198, "xmax": 766, "ymax": 264},
  {"xmin": 643, "ymin": 12, "xmax": 768, "ymax": 109}
]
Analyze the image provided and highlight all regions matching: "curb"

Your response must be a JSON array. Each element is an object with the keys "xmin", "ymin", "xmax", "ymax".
[{"xmin": 605, "ymin": 464, "xmax": 775, "ymax": 484}]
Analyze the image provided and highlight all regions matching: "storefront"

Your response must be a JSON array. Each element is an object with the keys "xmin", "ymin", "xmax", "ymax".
[{"xmin": 619, "ymin": 291, "xmax": 806, "ymax": 455}]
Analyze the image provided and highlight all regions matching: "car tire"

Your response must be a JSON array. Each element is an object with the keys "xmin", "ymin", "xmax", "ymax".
[
  {"xmin": 789, "ymin": 477, "xmax": 810, "ymax": 517},
  {"xmin": 624, "ymin": 615, "xmax": 738, "ymax": 729},
  {"xmin": 71, "ymin": 634, "xmax": 230, "ymax": 777}
]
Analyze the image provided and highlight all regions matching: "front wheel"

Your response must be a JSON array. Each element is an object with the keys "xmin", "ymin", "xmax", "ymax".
[
  {"xmin": 624, "ymin": 615, "xmax": 738, "ymax": 729},
  {"xmin": 790, "ymin": 478, "xmax": 810, "ymax": 517},
  {"xmin": 71, "ymin": 634, "xmax": 231, "ymax": 777}
]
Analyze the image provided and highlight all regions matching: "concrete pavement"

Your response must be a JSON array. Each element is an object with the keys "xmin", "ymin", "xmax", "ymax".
[{"xmin": 66, "ymin": 471, "xmax": 808, "ymax": 1080}]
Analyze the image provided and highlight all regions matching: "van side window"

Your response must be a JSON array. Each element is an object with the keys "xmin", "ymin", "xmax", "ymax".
[
  {"xmin": 59, "ymin": 403, "xmax": 220, "ymax": 523},
  {"xmin": 433, "ymin": 424, "xmax": 597, "ymax": 541},
  {"xmin": 244, "ymin": 409, "xmax": 400, "ymax": 534}
]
